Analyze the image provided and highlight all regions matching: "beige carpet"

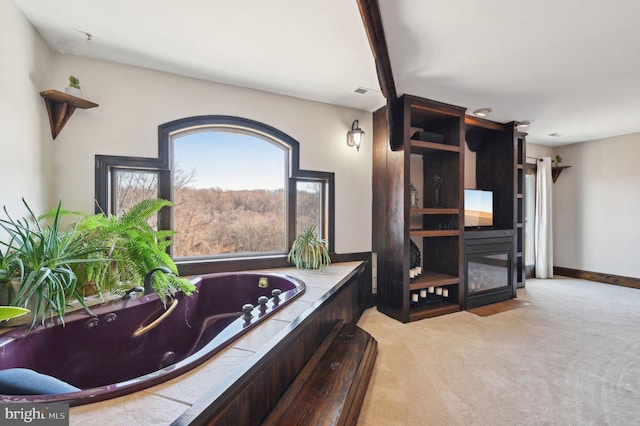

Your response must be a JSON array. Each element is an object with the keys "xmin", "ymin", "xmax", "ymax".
[{"xmin": 356, "ymin": 277, "xmax": 640, "ymax": 425}]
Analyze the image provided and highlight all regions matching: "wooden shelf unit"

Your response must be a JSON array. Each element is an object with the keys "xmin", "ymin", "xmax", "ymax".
[
  {"xmin": 411, "ymin": 207, "xmax": 459, "ymax": 215},
  {"xmin": 373, "ymin": 95, "xmax": 465, "ymax": 322},
  {"xmin": 409, "ymin": 271, "xmax": 459, "ymax": 290},
  {"xmin": 410, "ymin": 140, "xmax": 460, "ymax": 154},
  {"xmin": 516, "ymin": 132, "xmax": 527, "ymax": 287},
  {"xmin": 40, "ymin": 90, "xmax": 98, "ymax": 139},
  {"xmin": 409, "ymin": 303, "xmax": 460, "ymax": 321},
  {"xmin": 410, "ymin": 229, "xmax": 459, "ymax": 237},
  {"xmin": 464, "ymin": 117, "xmax": 526, "ymax": 299}
]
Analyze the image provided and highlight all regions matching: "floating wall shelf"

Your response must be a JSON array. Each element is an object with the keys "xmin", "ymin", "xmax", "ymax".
[
  {"xmin": 551, "ymin": 165, "xmax": 571, "ymax": 183},
  {"xmin": 40, "ymin": 90, "xmax": 98, "ymax": 139}
]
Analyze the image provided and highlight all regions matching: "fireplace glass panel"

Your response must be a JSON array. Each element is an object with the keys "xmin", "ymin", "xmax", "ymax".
[{"xmin": 467, "ymin": 253, "xmax": 510, "ymax": 294}]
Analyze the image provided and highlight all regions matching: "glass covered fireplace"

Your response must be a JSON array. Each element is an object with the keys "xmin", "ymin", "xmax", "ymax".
[{"xmin": 464, "ymin": 231, "xmax": 515, "ymax": 309}]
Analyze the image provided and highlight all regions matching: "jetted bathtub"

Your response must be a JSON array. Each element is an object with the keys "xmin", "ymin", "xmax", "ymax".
[{"xmin": 0, "ymin": 272, "xmax": 305, "ymax": 405}]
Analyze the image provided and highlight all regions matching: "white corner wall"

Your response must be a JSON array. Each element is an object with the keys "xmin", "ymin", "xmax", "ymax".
[
  {"xmin": 0, "ymin": 0, "xmax": 52, "ymax": 217},
  {"xmin": 49, "ymin": 54, "xmax": 373, "ymax": 253},
  {"xmin": 554, "ymin": 133, "xmax": 640, "ymax": 278},
  {"xmin": 525, "ymin": 143, "xmax": 555, "ymax": 164}
]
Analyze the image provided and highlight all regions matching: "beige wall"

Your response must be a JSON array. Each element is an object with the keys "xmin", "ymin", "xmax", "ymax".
[
  {"xmin": 464, "ymin": 144, "xmax": 476, "ymax": 189},
  {"xmin": 553, "ymin": 133, "xmax": 640, "ymax": 278},
  {"xmin": 0, "ymin": 0, "xmax": 52, "ymax": 218},
  {"xmin": 48, "ymin": 54, "xmax": 373, "ymax": 253},
  {"xmin": 527, "ymin": 140, "xmax": 640, "ymax": 278},
  {"xmin": 526, "ymin": 143, "xmax": 554, "ymax": 164}
]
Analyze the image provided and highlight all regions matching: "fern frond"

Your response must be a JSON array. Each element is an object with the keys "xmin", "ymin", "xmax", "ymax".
[{"xmin": 120, "ymin": 198, "xmax": 172, "ymax": 226}]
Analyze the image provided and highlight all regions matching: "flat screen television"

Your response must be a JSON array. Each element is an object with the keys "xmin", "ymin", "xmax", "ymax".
[{"xmin": 464, "ymin": 189, "xmax": 493, "ymax": 228}]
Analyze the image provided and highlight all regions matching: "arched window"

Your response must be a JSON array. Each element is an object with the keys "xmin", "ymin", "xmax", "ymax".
[{"xmin": 95, "ymin": 116, "xmax": 334, "ymax": 262}]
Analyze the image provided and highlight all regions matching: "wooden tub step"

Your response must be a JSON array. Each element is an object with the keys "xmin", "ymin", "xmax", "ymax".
[{"xmin": 263, "ymin": 321, "xmax": 377, "ymax": 426}]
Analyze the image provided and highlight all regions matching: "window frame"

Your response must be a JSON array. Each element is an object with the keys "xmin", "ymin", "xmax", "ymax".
[
  {"xmin": 95, "ymin": 115, "xmax": 334, "ymax": 271},
  {"xmin": 291, "ymin": 173, "xmax": 332, "ymax": 246}
]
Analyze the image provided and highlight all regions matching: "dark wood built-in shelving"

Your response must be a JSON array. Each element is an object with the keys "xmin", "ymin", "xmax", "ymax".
[
  {"xmin": 374, "ymin": 94, "xmax": 526, "ymax": 320},
  {"xmin": 411, "ymin": 207, "xmax": 459, "ymax": 215},
  {"xmin": 516, "ymin": 132, "xmax": 527, "ymax": 287},
  {"xmin": 410, "ymin": 229, "xmax": 459, "ymax": 237},
  {"xmin": 373, "ymin": 95, "xmax": 465, "ymax": 322},
  {"xmin": 464, "ymin": 119, "xmax": 525, "ymax": 298},
  {"xmin": 409, "ymin": 271, "xmax": 459, "ymax": 290},
  {"xmin": 410, "ymin": 140, "xmax": 460, "ymax": 153},
  {"xmin": 40, "ymin": 90, "xmax": 98, "ymax": 139},
  {"xmin": 409, "ymin": 303, "xmax": 460, "ymax": 321}
]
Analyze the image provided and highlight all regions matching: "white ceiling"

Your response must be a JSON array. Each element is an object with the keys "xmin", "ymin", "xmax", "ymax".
[{"xmin": 14, "ymin": 0, "xmax": 640, "ymax": 146}]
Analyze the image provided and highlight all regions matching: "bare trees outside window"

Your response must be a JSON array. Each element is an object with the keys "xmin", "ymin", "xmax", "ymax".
[
  {"xmin": 296, "ymin": 181, "xmax": 323, "ymax": 237},
  {"xmin": 171, "ymin": 130, "xmax": 288, "ymax": 258},
  {"xmin": 96, "ymin": 116, "xmax": 334, "ymax": 263},
  {"xmin": 114, "ymin": 171, "xmax": 159, "ymax": 218}
]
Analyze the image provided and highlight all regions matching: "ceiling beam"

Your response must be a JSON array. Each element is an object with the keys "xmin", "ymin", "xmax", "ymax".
[{"xmin": 356, "ymin": 0, "xmax": 397, "ymax": 100}]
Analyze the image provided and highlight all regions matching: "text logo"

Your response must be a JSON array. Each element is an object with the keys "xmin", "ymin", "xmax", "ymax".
[{"xmin": 1, "ymin": 404, "xmax": 69, "ymax": 425}]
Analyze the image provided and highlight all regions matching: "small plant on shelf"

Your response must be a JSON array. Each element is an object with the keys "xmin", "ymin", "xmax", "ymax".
[
  {"xmin": 68, "ymin": 75, "xmax": 81, "ymax": 89},
  {"xmin": 65, "ymin": 75, "xmax": 83, "ymax": 98},
  {"xmin": 555, "ymin": 154, "xmax": 563, "ymax": 166},
  {"xmin": 287, "ymin": 226, "xmax": 331, "ymax": 270}
]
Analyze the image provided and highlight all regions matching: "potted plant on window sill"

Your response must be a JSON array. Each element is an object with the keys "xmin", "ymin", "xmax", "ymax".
[
  {"xmin": 0, "ymin": 199, "xmax": 107, "ymax": 329},
  {"xmin": 287, "ymin": 226, "xmax": 331, "ymax": 271},
  {"xmin": 0, "ymin": 198, "xmax": 196, "ymax": 331},
  {"xmin": 71, "ymin": 198, "xmax": 195, "ymax": 304}
]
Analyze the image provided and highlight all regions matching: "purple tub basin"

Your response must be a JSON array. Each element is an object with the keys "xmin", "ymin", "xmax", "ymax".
[{"xmin": 0, "ymin": 272, "xmax": 304, "ymax": 405}]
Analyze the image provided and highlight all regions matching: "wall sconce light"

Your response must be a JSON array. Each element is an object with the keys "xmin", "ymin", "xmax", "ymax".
[{"xmin": 347, "ymin": 120, "xmax": 365, "ymax": 151}]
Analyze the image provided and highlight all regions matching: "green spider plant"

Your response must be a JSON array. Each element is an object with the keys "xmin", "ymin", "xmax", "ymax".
[
  {"xmin": 0, "ymin": 306, "xmax": 30, "ymax": 322},
  {"xmin": 0, "ymin": 249, "xmax": 24, "ymax": 303},
  {"xmin": 287, "ymin": 226, "xmax": 331, "ymax": 270},
  {"xmin": 1, "ymin": 198, "xmax": 195, "ymax": 331},
  {"xmin": 0, "ymin": 199, "xmax": 107, "ymax": 329}
]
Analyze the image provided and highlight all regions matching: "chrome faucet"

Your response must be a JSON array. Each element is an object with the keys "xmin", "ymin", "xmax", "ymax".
[
  {"xmin": 122, "ymin": 286, "xmax": 145, "ymax": 299},
  {"xmin": 143, "ymin": 266, "xmax": 174, "ymax": 295}
]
